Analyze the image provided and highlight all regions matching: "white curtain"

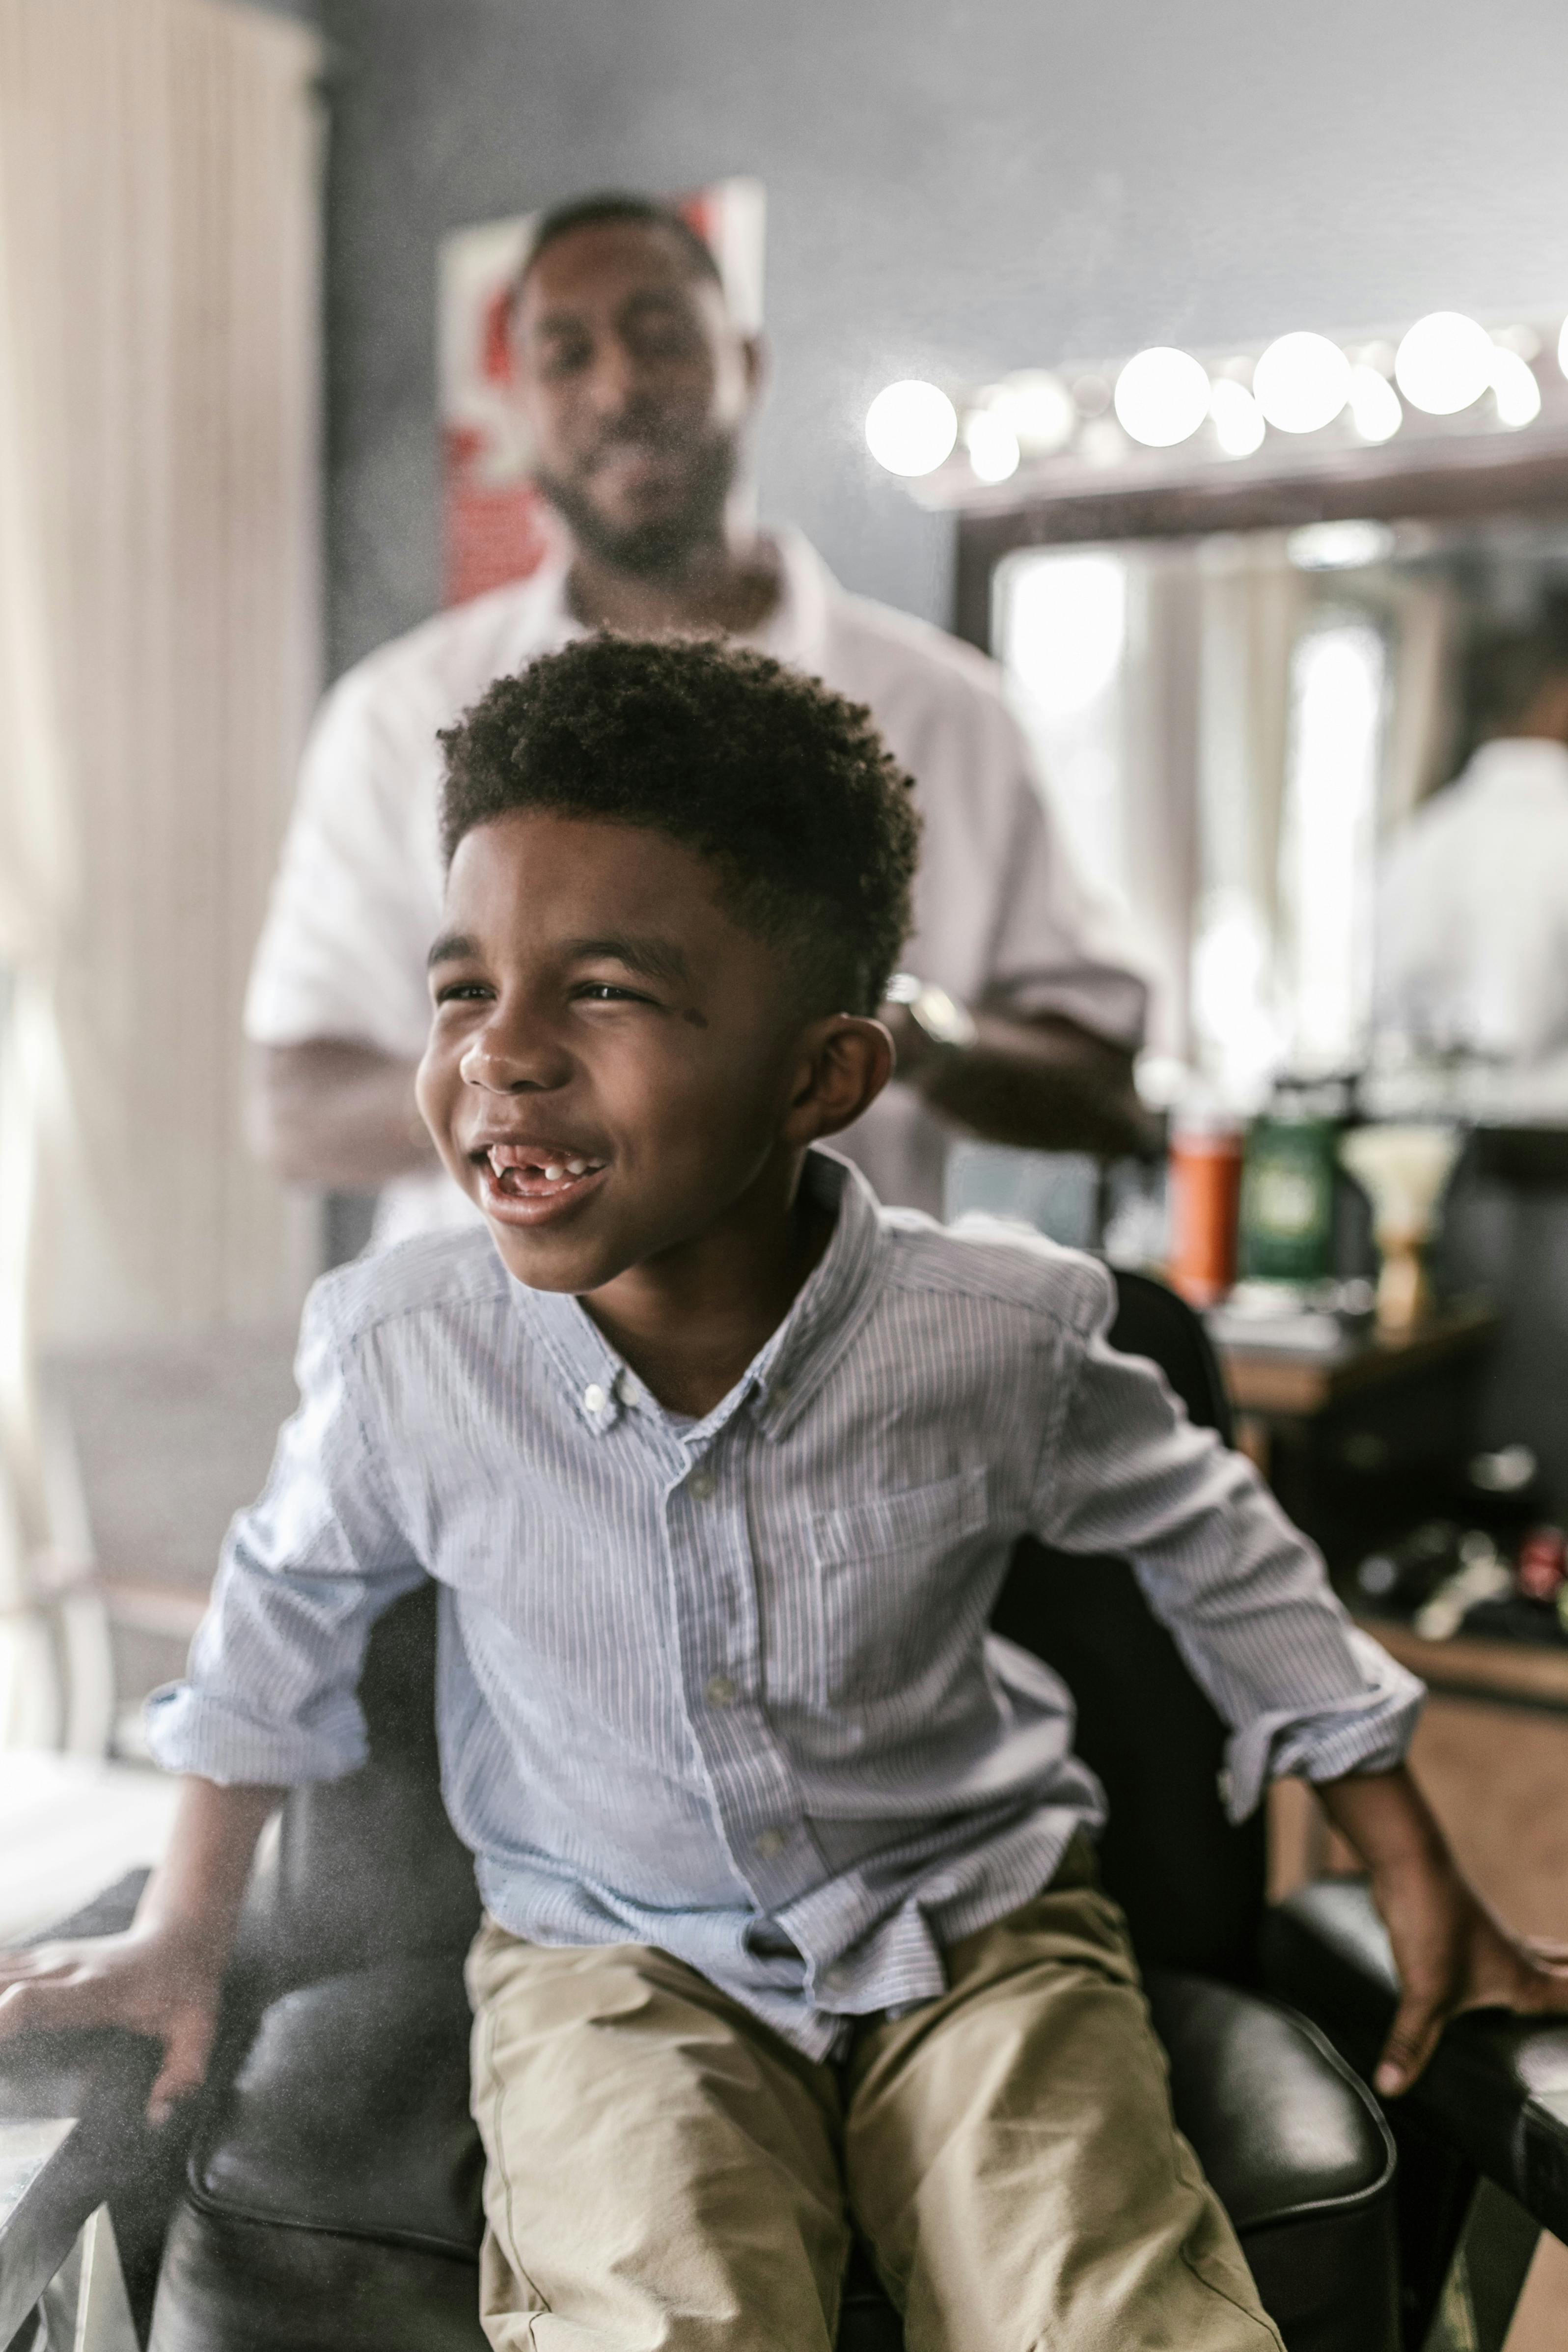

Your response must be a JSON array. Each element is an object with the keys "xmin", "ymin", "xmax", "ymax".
[
  {"xmin": 1187, "ymin": 534, "xmax": 1306, "ymax": 1094},
  {"xmin": 0, "ymin": 0, "xmax": 321, "ymax": 1742}
]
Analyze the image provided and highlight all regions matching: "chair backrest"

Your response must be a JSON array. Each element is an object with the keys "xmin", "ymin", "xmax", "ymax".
[
  {"xmin": 991, "ymin": 1268, "xmax": 1265, "ymax": 1985},
  {"xmin": 265, "ymin": 1268, "xmax": 1263, "ymax": 1990},
  {"xmin": 263, "ymin": 1583, "xmax": 480, "ymax": 1979}
]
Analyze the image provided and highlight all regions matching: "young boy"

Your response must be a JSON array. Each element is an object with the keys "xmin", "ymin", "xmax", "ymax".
[{"xmin": 3, "ymin": 636, "xmax": 1565, "ymax": 2351}]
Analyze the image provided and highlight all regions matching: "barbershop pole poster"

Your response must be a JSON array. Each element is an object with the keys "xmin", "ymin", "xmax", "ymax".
[{"xmin": 439, "ymin": 179, "xmax": 767, "ymax": 609}]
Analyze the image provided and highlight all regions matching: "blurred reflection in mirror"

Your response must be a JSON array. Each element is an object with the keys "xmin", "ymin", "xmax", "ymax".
[
  {"xmin": 1375, "ymin": 613, "xmax": 1568, "ymax": 1089},
  {"xmin": 996, "ymin": 521, "xmax": 1568, "ymax": 1115}
]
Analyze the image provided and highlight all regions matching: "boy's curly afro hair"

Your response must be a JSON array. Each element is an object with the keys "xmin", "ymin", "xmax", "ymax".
[{"xmin": 439, "ymin": 631, "xmax": 920, "ymax": 1016}]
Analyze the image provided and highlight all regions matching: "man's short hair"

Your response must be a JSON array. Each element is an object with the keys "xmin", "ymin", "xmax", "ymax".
[
  {"xmin": 1465, "ymin": 614, "xmax": 1568, "ymax": 740},
  {"xmin": 439, "ymin": 635, "xmax": 920, "ymax": 1018},
  {"xmin": 514, "ymin": 193, "xmax": 724, "ymax": 305}
]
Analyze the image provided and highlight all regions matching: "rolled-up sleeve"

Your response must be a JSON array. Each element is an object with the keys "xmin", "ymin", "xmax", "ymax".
[
  {"xmin": 1031, "ymin": 1264, "xmax": 1424, "ymax": 1822},
  {"xmin": 145, "ymin": 1284, "xmax": 426, "ymax": 1787}
]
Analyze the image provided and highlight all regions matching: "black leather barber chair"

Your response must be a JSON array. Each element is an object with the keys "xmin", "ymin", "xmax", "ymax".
[{"xmin": 5, "ymin": 1272, "xmax": 1568, "ymax": 2352}]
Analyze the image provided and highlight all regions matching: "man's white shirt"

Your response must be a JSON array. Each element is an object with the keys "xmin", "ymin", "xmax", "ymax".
[
  {"xmin": 1376, "ymin": 737, "xmax": 1568, "ymax": 1067},
  {"xmin": 247, "ymin": 530, "xmax": 1148, "ymax": 1241}
]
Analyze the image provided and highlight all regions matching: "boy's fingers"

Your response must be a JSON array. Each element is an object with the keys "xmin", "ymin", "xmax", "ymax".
[
  {"xmin": 0, "ymin": 1972, "xmax": 103, "ymax": 2037},
  {"xmin": 147, "ymin": 2007, "xmax": 214, "ymax": 2125},
  {"xmin": 1375, "ymin": 1989, "xmax": 1445, "ymax": 2097},
  {"xmin": 0, "ymin": 1948, "xmax": 72, "ymax": 1986},
  {"xmin": 1502, "ymin": 1948, "xmax": 1568, "ymax": 2012}
]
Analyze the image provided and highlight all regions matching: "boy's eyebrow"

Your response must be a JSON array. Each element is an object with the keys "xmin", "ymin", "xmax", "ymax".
[
  {"xmin": 566, "ymin": 933, "xmax": 690, "ymax": 987},
  {"xmin": 428, "ymin": 931, "xmax": 479, "ymax": 970},
  {"xmin": 425, "ymin": 930, "xmax": 691, "ymax": 986}
]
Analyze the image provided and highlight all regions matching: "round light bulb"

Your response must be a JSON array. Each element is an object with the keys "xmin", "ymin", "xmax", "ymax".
[
  {"xmin": 989, "ymin": 371, "xmax": 1075, "ymax": 456},
  {"xmin": 1209, "ymin": 377, "xmax": 1265, "ymax": 458},
  {"xmin": 864, "ymin": 380, "xmax": 958, "ymax": 477},
  {"xmin": 1250, "ymin": 332, "xmax": 1351, "ymax": 435},
  {"xmin": 963, "ymin": 409, "xmax": 1021, "ymax": 484},
  {"xmin": 1394, "ymin": 312, "xmax": 1494, "ymax": 415},
  {"xmin": 1348, "ymin": 364, "xmax": 1403, "ymax": 444},
  {"xmin": 1489, "ymin": 345, "xmax": 1542, "ymax": 430},
  {"xmin": 1113, "ymin": 347, "xmax": 1211, "ymax": 448}
]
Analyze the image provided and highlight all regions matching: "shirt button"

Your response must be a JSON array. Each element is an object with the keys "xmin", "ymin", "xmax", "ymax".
[
  {"xmin": 705, "ymin": 1674, "xmax": 737, "ymax": 1707},
  {"xmin": 688, "ymin": 1467, "xmax": 716, "ymax": 1500},
  {"xmin": 582, "ymin": 1383, "xmax": 607, "ymax": 1414},
  {"xmin": 822, "ymin": 1963, "xmax": 851, "ymax": 1994},
  {"xmin": 754, "ymin": 1827, "xmax": 786, "ymax": 1860}
]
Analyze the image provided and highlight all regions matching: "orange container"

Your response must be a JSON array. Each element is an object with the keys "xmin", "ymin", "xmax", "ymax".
[{"xmin": 1168, "ymin": 1121, "xmax": 1243, "ymax": 1308}]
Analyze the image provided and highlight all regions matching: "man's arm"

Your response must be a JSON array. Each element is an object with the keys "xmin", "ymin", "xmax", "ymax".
[
  {"xmin": 248, "ymin": 1039, "xmax": 438, "ymax": 1190},
  {"xmin": 0, "ymin": 1778, "xmax": 281, "ymax": 2120},
  {"xmin": 880, "ymin": 998, "xmax": 1160, "ymax": 1161},
  {"xmin": 1318, "ymin": 1764, "xmax": 1568, "ymax": 2095}
]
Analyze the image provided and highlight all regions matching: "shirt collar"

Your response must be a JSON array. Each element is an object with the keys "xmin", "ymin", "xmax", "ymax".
[
  {"xmin": 510, "ymin": 526, "xmax": 839, "ymax": 684},
  {"xmin": 504, "ymin": 552, "xmax": 580, "ymax": 661},
  {"xmin": 505, "ymin": 1147, "xmax": 884, "ymax": 1446},
  {"xmin": 747, "ymin": 527, "xmax": 836, "ymax": 679},
  {"xmin": 1459, "ymin": 737, "xmax": 1568, "ymax": 802}
]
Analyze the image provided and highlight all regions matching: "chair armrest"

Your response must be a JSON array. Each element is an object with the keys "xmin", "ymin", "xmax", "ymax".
[
  {"xmin": 0, "ymin": 1871, "xmax": 164, "ymax": 2339},
  {"xmin": 1261, "ymin": 1879, "xmax": 1568, "ymax": 2239},
  {"xmin": 0, "ymin": 2027, "xmax": 161, "ymax": 2340}
]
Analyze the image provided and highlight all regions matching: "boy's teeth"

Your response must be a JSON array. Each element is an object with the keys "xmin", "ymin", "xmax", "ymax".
[{"xmin": 484, "ymin": 1146, "xmax": 603, "ymax": 1185}]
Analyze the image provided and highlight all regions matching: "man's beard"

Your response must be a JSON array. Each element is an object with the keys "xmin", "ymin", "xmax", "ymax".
[{"xmin": 534, "ymin": 431, "xmax": 739, "ymax": 581}]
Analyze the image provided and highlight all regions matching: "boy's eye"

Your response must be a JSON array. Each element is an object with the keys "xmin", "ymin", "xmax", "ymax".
[
  {"xmin": 575, "ymin": 982, "xmax": 652, "ymax": 1005},
  {"xmin": 434, "ymin": 980, "xmax": 493, "ymax": 1004}
]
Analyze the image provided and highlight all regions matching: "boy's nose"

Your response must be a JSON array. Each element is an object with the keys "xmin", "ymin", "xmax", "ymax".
[{"xmin": 459, "ymin": 1020, "xmax": 570, "ymax": 1094}]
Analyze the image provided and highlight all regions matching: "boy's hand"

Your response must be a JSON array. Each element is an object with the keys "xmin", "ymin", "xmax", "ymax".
[
  {"xmin": 1318, "ymin": 1764, "xmax": 1568, "ymax": 2097},
  {"xmin": 0, "ymin": 1922, "xmax": 225, "ymax": 2123},
  {"xmin": 0, "ymin": 1775, "xmax": 283, "ymax": 2125},
  {"xmin": 1366, "ymin": 1846, "xmax": 1568, "ymax": 2096}
]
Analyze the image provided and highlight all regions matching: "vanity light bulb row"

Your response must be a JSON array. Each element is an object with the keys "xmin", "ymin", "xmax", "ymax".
[{"xmin": 865, "ymin": 308, "xmax": 1568, "ymax": 480}]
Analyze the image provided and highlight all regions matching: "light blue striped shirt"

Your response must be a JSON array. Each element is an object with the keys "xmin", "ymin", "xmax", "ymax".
[{"xmin": 147, "ymin": 1151, "xmax": 1421, "ymax": 2057}]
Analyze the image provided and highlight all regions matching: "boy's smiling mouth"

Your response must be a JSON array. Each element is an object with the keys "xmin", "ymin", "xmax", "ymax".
[{"xmin": 472, "ymin": 1140, "xmax": 610, "ymax": 1225}]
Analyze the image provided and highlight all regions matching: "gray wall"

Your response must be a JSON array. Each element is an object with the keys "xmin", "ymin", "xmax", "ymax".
[
  {"xmin": 310, "ymin": 0, "xmax": 1568, "ymax": 1500},
  {"xmin": 316, "ymin": 0, "xmax": 1568, "ymax": 677}
]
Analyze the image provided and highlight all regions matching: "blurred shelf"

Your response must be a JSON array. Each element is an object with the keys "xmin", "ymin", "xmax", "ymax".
[
  {"xmin": 1213, "ymin": 1300, "xmax": 1499, "ymax": 1419},
  {"xmin": 1355, "ymin": 1613, "xmax": 1568, "ymax": 1716}
]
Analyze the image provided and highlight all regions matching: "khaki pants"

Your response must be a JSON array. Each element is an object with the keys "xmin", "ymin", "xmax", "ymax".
[{"xmin": 465, "ymin": 1849, "xmax": 1284, "ymax": 2352}]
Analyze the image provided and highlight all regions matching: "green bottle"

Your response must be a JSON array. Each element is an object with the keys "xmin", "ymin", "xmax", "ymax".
[{"xmin": 1238, "ymin": 1086, "xmax": 1342, "ymax": 1284}]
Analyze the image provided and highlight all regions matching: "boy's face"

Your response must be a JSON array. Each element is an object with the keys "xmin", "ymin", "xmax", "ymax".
[{"xmin": 417, "ymin": 811, "xmax": 881, "ymax": 1294}]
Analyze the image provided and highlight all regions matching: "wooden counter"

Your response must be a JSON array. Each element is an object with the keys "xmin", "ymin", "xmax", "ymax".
[
  {"xmin": 1213, "ymin": 1300, "xmax": 1500, "ymax": 1420},
  {"xmin": 1354, "ymin": 1613, "xmax": 1568, "ymax": 1717}
]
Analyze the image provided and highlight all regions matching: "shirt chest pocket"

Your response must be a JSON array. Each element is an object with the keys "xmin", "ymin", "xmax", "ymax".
[{"xmin": 807, "ymin": 1466, "xmax": 993, "ymax": 1706}]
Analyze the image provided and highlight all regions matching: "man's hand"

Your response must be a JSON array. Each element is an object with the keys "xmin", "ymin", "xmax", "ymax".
[
  {"xmin": 0, "ymin": 1923, "xmax": 224, "ymax": 2123},
  {"xmin": 878, "ymin": 996, "xmax": 1160, "ymax": 1162},
  {"xmin": 248, "ymin": 1039, "xmax": 436, "ymax": 1189},
  {"xmin": 1319, "ymin": 1765, "xmax": 1568, "ymax": 2096}
]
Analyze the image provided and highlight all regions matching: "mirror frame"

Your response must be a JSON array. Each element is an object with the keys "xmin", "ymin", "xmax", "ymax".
[
  {"xmin": 951, "ymin": 426, "xmax": 1568, "ymax": 1171},
  {"xmin": 952, "ymin": 434, "xmax": 1568, "ymax": 651}
]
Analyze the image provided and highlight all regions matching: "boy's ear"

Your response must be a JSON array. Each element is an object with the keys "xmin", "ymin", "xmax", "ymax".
[{"xmin": 781, "ymin": 1016, "xmax": 894, "ymax": 1145}]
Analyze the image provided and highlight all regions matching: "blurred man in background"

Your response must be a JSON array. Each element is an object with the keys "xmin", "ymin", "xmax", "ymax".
[
  {"xmin": 248, "ymin": 193, "xmax": 1152, "ymax": 1244},
  {"xmin": 1378, "ymin": 619, "xmax": 1568, "ymax": 1070}
]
